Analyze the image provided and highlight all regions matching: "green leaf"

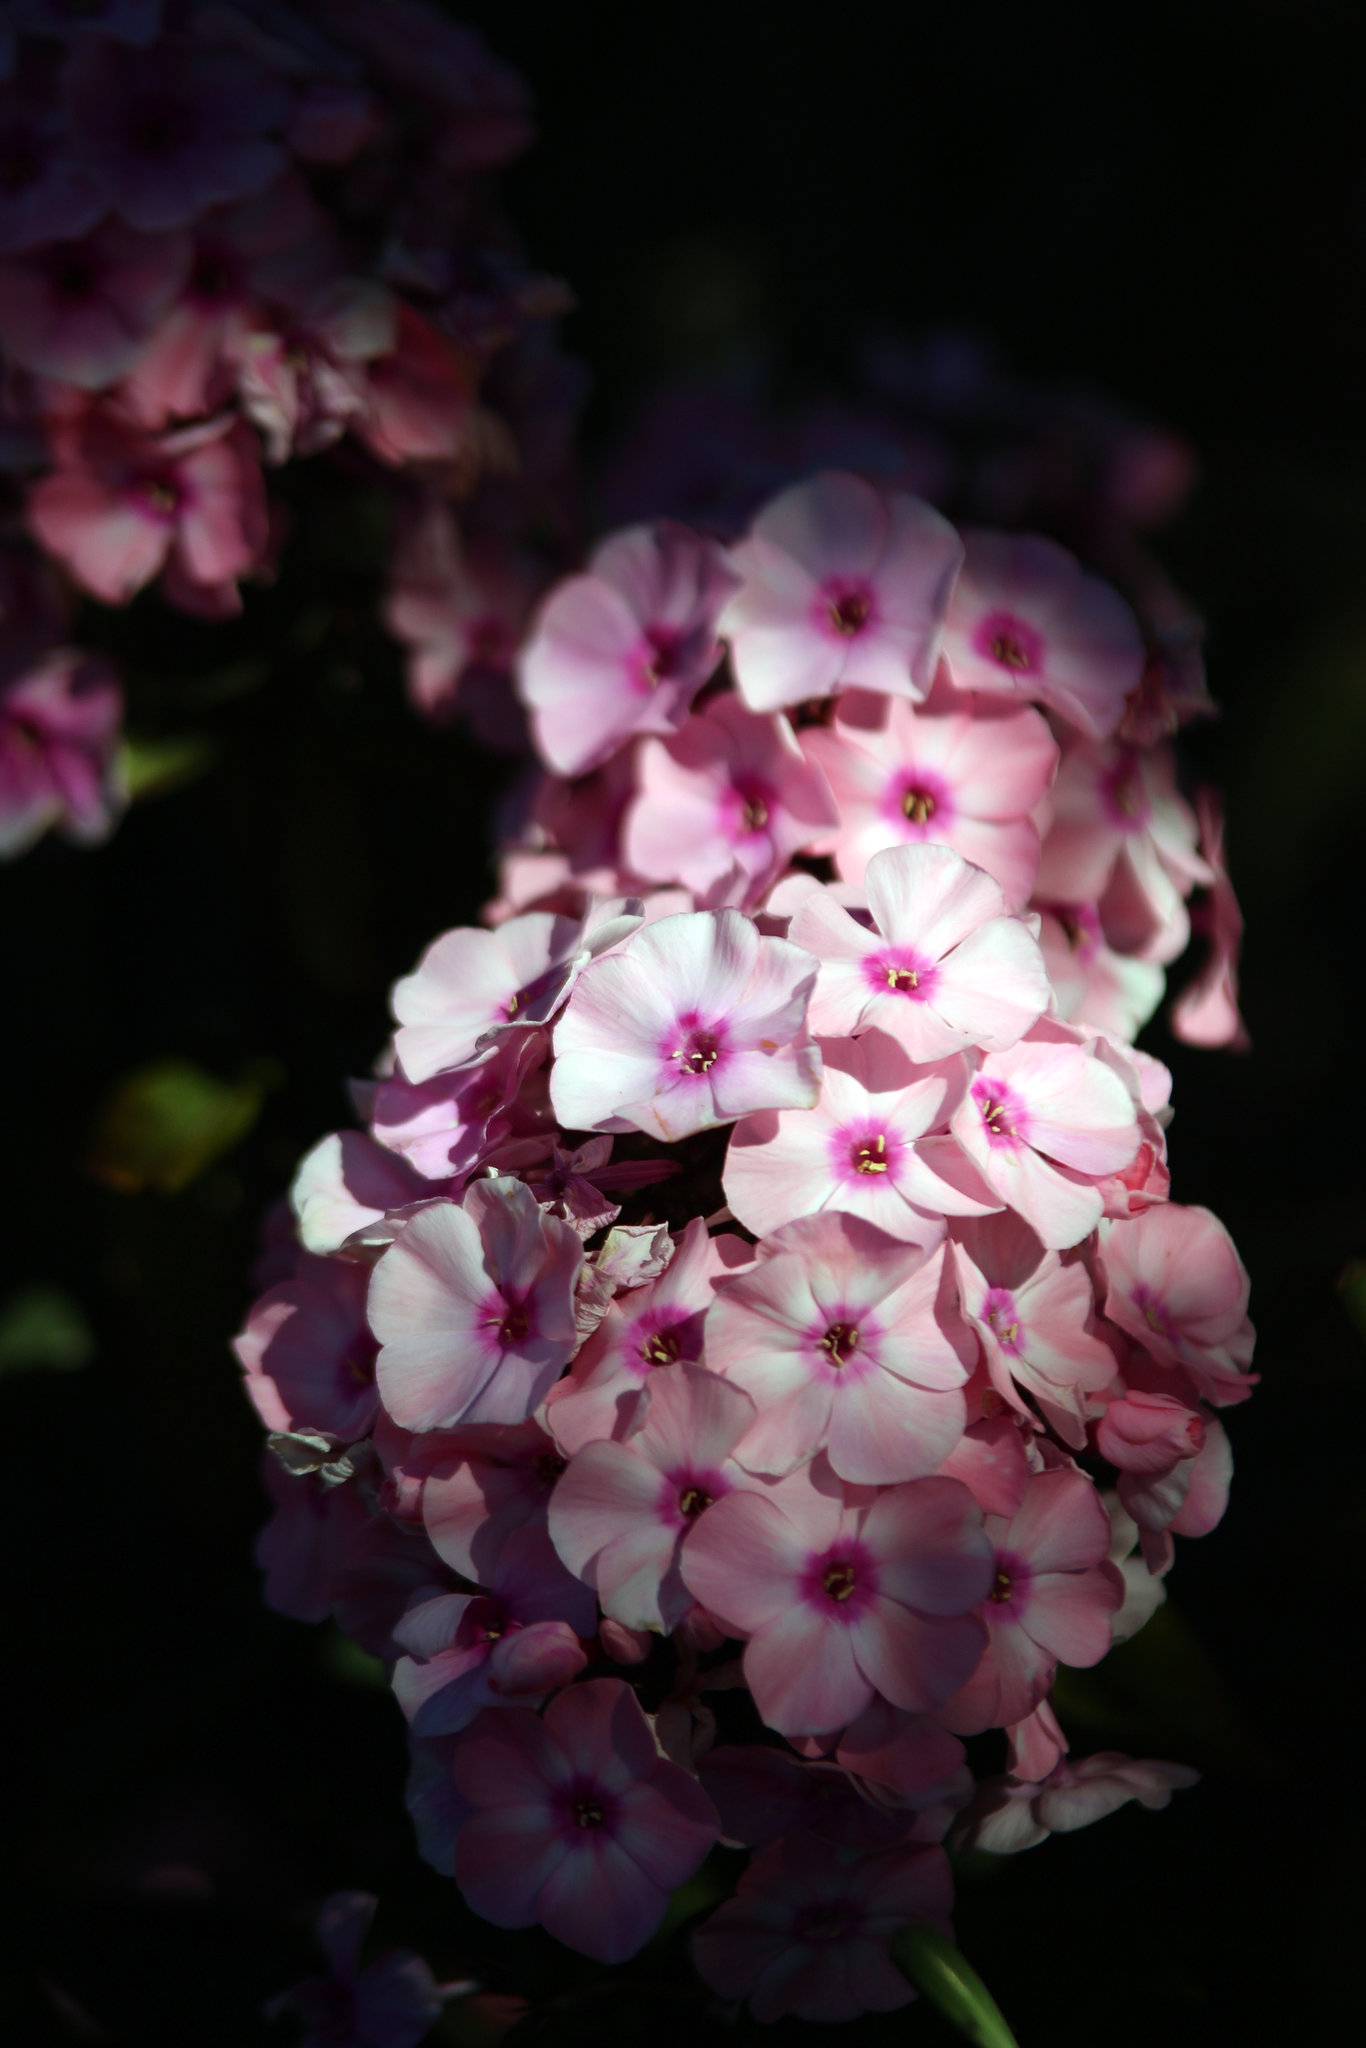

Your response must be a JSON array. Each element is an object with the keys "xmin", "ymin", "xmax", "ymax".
[
  {"xmin": 0, "ymin": 1286, "xmax": 96, "ymax": 1375},
  {"xmin": 86, "ymin": 1058, "xmax": 269, "ymax": 1194},
  {"xmin": 318, "ymin": 1626, "xmax": 387, "ymax": 1690},
  {"xmin": 119, "ymin": 731, "xmax": 218, "ymax": 801},
  {"xmin": 893, "ymin": 1926, "xmax": 1019, "ymax": 2048}
]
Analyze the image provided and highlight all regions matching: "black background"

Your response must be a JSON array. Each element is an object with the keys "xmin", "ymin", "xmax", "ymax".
[{"xmin": 4, "ymin": 4, "xmax": 1365, "ymax": 2042}]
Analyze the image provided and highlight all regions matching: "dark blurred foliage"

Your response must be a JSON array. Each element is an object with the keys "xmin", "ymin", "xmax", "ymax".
[{"xmin": 3, "ymin": 3, "xmax": 1365, "ymax": 2043}]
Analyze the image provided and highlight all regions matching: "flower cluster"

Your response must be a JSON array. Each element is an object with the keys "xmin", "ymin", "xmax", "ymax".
[
  {"xmin": 0, "ymin": 0, "xmax": 574, "ymax": 853},
  {"xmin": 239, "ymin": 469, "xmax": 1253, "ymax": 2023}
]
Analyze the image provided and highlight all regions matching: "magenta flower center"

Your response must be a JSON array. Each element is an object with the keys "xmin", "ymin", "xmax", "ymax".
[
  {"xmin": 990, "ymin": 1566, "xmax": 1015, "ymax": 1603},
  {"xmin": 1131, "ymin": 1285, "xmax": 1176, "ymax": 1344},
  {"xmin": 492, "ymin": 1300, "xmax": 530, "ymax": 1344},
  {"xmin": 640, "ymin": 623, "xmax": 682, "ymax": 687},
  {"xmin": 902, "ymin": 784, "xmax": 937, "ymax": 824},
  {"xmin": 820, "ymin": 1321, "xmax": 861, "ymax": 1365},
  {"xmin": 865, "ymin": 945, "xmax": 937, "ymax": 1003},
  {"xmin": 641, "ymin": 1326, "xmax": 681, "ymax": 1366},
  {"xmin": 674, "ymin": 1026, "xmax": 722, "ymax": 1074},
  {"xmin": 972, "ymin": 1078, "xmax": 1026, "ymax": 1148},
  {"xmin": 802, "ymin": 1539, "xmax": 878, "ymax": 1617},
  {"xmin": 1100, "ymin": 749, "xmax": 1151, "ymax": 829},
  {"xmin": 850, "ymin": 1131, "xmax": 891, "ymax": 1174},
  {"xmin": 678, "ymin": 1483, "xmax": 713, "ymax": 1518},
  {"xmin": 827, "ymin": 588, "xmax": 872, "ymax": 636},
  {"xmin": 973, "ymin": 610, "xmax": 1045, "ymax": 676},
  {"xmin": 982, "ymin": 1287, "xmax": 1023, "ymax": 1355}
]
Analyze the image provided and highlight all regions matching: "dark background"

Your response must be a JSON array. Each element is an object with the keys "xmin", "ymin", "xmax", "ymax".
[{"xmin": 4, "ymin": 4, "xmax": 1365, "ymax": 2042}]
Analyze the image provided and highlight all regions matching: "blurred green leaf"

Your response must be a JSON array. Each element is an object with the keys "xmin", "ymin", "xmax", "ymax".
[
  {"xmin": 893, "ymin": 1925, "xmax": 1019, "ymax": 2048},
  {"xmin": 0, "ymin": 1286, "xmax": 96, "ymax": 1375},
  {"xmin": 87, "ymin": 1059, "xmax": 269, "ymax": 1194},
  {"xmin": 119, "ymin": 731, "xmax": 219, "ymax": 802},
  {"xmin": 318, "ymin": 1626, "xmax": 387, "ymax": 1690}
]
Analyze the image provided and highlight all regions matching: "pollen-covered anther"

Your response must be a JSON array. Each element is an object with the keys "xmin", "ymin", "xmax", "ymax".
[
  {"xmin": 819, "ymin": 1321, "xmax": 860, "ymax": 1365},
  {"xmin": 989, "ymin": 1566, "xmax": 1014, "ymax": 1603},
  {"xmin": 740, "ymin": 795, "xmax": 769, "ymax": 832},
  {"xmin": 851, "ymin": 1133, "xmax": 889, "ymax": 1174},
  {"xmin": 497, "ymin": 1303, "xmax": 530, "ymax": 1343},
  {"xmin": 675, "ymin": 1031, "xmax": 720, "ymax": 1074},
  {"xmin": 989, "ymin": 632, "xmax": 1032, "ymax": 670},
  {"xmin": 822, "ymin": 1560, "xmax": 857, "ymax": 1601},
  {"xmin": 885, "ymin": 964, "xmax": 918, "ymax": 992},
  {"xmin": 828, "ymin": 592, "xmax": 870, "ymax": 636},
  {"xmin": 677, "ymin": 1484, "xmax": 712, "ymax": 1519},
  {"xmin": 901, "ymin": 787, "xmax": 936, "ymax": 824},
  {"xmin": 642, "ymin": 1329, "xmax": 681, "ymax": 1366},
  {"xmin": 572, "ymin": 1795, "xmax": 605, "ymax": 1828}
]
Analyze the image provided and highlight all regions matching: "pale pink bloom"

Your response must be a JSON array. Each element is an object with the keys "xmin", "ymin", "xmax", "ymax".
[
  {"xmin": 939, "ymin": 1466, "xmax": 1122, "ymax": 1733},
  {"xmin": 289, "ymin": 1131, "xmax": 430, "ymax": 1255},
  {"xmin": 1170, "ymin": 788, "xmax": 1250, "ymax": 1050},
  {"xmin": 1098, "ymin": 1203, "xmax": 1254, "ymax": 1399},
  {"xmin": 235, "ymin": 1254, "xmax": 378, "ymax": 1442},
  {"xmin": 1102, "ymin": 1492, "xmax": 1168, "ymax": 1643},
  {"xmin": 391, "ymin": 899, "xmax": 640, "ymax": 1086},
  {"xmin": 548, "ymin": 1365, "xmax": 758, "ymax": 1631},
  {"xmin": 1086, "ymin": 1032, "xmax": 1172, "ymax": 1219},
  {"xmin": 518, "ymin": 521, "xmax": 737, "ymax": 776},
  {"xmin": 951, "ymin": 1211, "xmax": 1116, "ymax": 1448},
  {"xmin": 1036, "ymin": 901, "xmax": 1164, "ymax": 1043},
  {"xmin": 937, "ymin": 1412, "xmax": 1032, "ymax": 1519},
  {"xmin": 0, "ymin": 648, "xmax": 123, "ymax": 856},
  {"xmin": 265, "ymin": 1888, "xmax": 466, "ymax": 2048},
  {"xmin": 801, "ymin": 683, "xmax": 1057, "ymax": 907},
  {"xmin": 384, "ymin": 498, "xmax": 539, "ymax": 724},
  {"xmin": 723, "ymin": 1030, "xmax": 996, "ymax": 1247},
  {"xmin": 1109, "ymin": 1404, "xmax": 1232, "ymax": 1571},
  {"xmin": 370, "ymin": 1179, "xmax": 581, "ymax": 1432},
  {"xmin": 693, "ymin": 1828, "xmax": 952, "ymax": 2024},
  {"xmin": 682, "ymin": 1460, "xmax": 993, "ymax": 1736},
  {"xmin": 0, "ymin": 217, "xmax": 189, "ymax": 387},
  {"xmin": 545, "ymin": 1218, "xmax": 742, "ymax": 1455},
  {"xmin": 419, "ymin": 1419, "xmax": 567, "ymax": 1581},
  {"xmin": 941, "ymin": 531, "xmax": 1144, "ymax": 738},
  {"xmin": 523, "ymin": 1135, "xmax": 677, "ymax": 1241},
  {"xmin": 1035, "ymin": 738, "xmax": 1211, "ymax": 964},
  {"xmin": 949, "ymin": 1035, "xmax": 1141, "ymax": 1250},
  {"xmin": 392, "ymin": 1527, "xmax": 594, "ymax": 1738},
  {"xmin": 451, "ymin": 1679, "xmax": 719, "ymax": 1963},
  {"xmin": 62, "ymin": 33, "xmax": 289, "ymax": 233},
  {"xmin": 352, "ymin": 303, "xmax": 476, "ymax": 468},
  {"xmin": 1003, "ymin": 1696, "xmax": 1068, "ymax": 1783},
  {"xmin": 954, "ymin": 1753, "xmax": 1199, "ymax": 1856},
  {"xmin": 370, "ymin": 1032, "xmax": 546, "ymax": 1183},
  {"xmin": 706, "ymin": 1215, "xmax": 968, "ymax": 1485},
  {"xmin": 789, "ymin": 842, "xmax": 1049, "ymax": 1060},
  {"xmin": 622, "ymin": 695, "xmax": 839, "ymax": 899},
  {"xmin": 719, "ymin": 471, "xmax": 963, "ymax": 711},
  {"xmin": 1096, "ymin": 1387, "xmax": 1206, "ymax": 1476},
  {"xmin": 550, "ymin": 908, "xmax": 821, "ymax": 1141},
  {"xmin": 28, "ymin": 409, "xmax": 267, "ymax": 608},
  {"xmin": 831, "ymin": 1699, "xmax": 971, "ymax": 1819},
  {"xmin": 230, "ymin": 279, "xmax": 389, "ymax": 464}
]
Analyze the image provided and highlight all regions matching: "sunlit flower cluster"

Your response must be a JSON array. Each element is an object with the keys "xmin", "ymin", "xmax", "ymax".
[{"xmin": 239, "ymin": 469, "xmax": 1251, "ymax": 2023}]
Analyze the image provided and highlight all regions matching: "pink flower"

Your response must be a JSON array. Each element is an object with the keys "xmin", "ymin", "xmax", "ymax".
[
  {"xmin": 1098, "ymin": 1204, "xmax": 1254, "ymax": 1400},
  {"xmin": 391, "ymin": 902, "xmax": 640, "ymax": 1086},
  {"xmin": 1113, "ymin": 1413, "xmax": 1232, "ymax": 1570},
  {"xmin": 949, "ymin": 1035, "xmax": 1141, "ymax": 1250},
  {"xmin": 954, "ymin": 1753, "xmax": 1199, "ymax": 1856},
  {"xmin": 789, "ymin": 842, "xmax": 1049, "ymax": 1060},
  {"xmin": 1036, "ymin": 900, "xmax": 1164, "ymax": 1044},
  {"xmin": 0, "ymin": 647, "xmax": 123, "ymax": 856},
  {"xmin": 418, "ymin": 1419, "xmax": 567, "ymax": 1581},
  {"xmin": 1170, "ymin": 788, "xmax": 1249, "ymax": 1050},
  {"xmin": 951, "ymin": 1211, "xmax": 1117, "ymax": 1447},
  {"xmin": 289, "ymin": 1131, "xmax": 430, "ymax": 1255},
  {"xmin": 941, "ymin": 531, "xmax": 1144, "ymax": 737},
  {"xmin": 265, "ymin": 1889, "xmax": 465, "ymax": 2048},
  {"xmin": 545, "ymin": 1218, "xmax": 743, "ymax": 1455},
  {"xmin": 369, "ymin": 1179, "xmax": 581, "ymax": 1432},
  {"xmin": 0, "ymin": 217, "xmax": 188, "ymax": 388},
  {"xmin": 719, "ymin": 471, "xmax": 963, "ymax": 710},
  {"xmin": 369, "ymin": 1032, "xmax": 546, "ymax": 1183},
  {"xmin": 549, "ymin": 908, "xmax": 821, "ymax": 1141},
  {"xmin": 1034, "ymin": 737, "xmax": 1211, "ymax": 964},
  {"xmin": 693, "ymin": 1830, "xmax": 952, "ymax": 2024},
  {"xmin": 705, "ymin": 1215, "xmax": 968, "ymax": 1485},
  {"xmin": 800, "ymin": 683, "xmax": 1057, "ymax": 907},
  {"xmin": 548, "ymin": 1364, "xmax": 758, "ymax": 1631},
  {"xmin": 451, "ymin": 1679, "xmax": 719, "ymax": 1963},
  {"xmin": 681, "ymin": 1460, "xmax": 993, "ymax": 1735},
  {"xmin": 352, "ymin": 303, "xmax": 475, "ymax": 467},
  {"xmin": 27, "ymin": 409, "xmax": 267, "ymax": 608},
  {"xmin": 1095, "ymin": 1387, "xmax": 1206, "ymax": 1477},
  {"xmin": 622, "ymin": 694, "xmax": 839, "ymax": 898},
  {"xmin": 939, "ymin": 1466, "xmax": 1122, "ymax": 1732},
  {"xmin": 518, "ymin": 520, "xmax": 737, "ymax": 776},
  {"xmin": 392, "ymin": 1527, "xmax": 594, "ymax": 1737},
  {"xmin": 384, "ymin": 497, "xmax": 538, "ymax": 724},
  {"xmin": 235, "ymin": 1254, "xmax": 378, "ymax": 1443},
  {"xmin": 62, "ymin": 33, "xmax": 289, "ymax": 233},
  {"xmin": 723, "ymin": 1029, "xmax": 995, "ymax": 1247}
]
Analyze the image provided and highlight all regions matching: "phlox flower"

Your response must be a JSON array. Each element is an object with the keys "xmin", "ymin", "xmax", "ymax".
[
  {"xmin": 951, "ymin": 1211, "xmax": 1117, "ymax": 1447},
  {"xmin": 954, "ymin": 1753, "xmax": 1200, "ymax": 1856},
  {"xmin": 800, "ymin": 683, "xmax": 1057, "ymax": 907},
  {"xmin": 693, "ymin": 1829, "xmax": 952, "ymax": 2025},
  {"xmin": 370, "ymin": 1178, "xmax": 581, "ymax": 1432},
  {"xmin": 1098, "ymin": 1203, "xmax": 1254, "ymax": 1400},
  {"xmin": 370, "ymin": 1031, "xmax": 546, "ymax": 1182},
  {"xmin": 622, "ymin": 694, "xmax": 839, "ymax": 898},
  {"xmin": 941, "ymin": 530, "xmax": 1145, "ymax": 738},
  {"xmin": 547, "ymin": 1364, "xmax": 759, "ymax": 1632},
  {"xmin": 833, "ymin": 1697, "xmax": 972, "ymax": 1821},
  {"xmin": 265, "ymin": 1889, "xmax": 466, "ymax": 2048},
  {"xmin": 1095, "ymin": 1387, "xmax": 1206, "ymax": 1477},
  {"xmin": 518, "ymin": 520, "xmax": 737, "ymax": 776},
  {"xmin": 550, "ymin": 908, "xmax": 821, "ymax": 1141},
  {"xmin": 0, "ymin": 216, "xmax": 189, "ymax": 388},
  {"xmin": 1170, "ymin": 788, "xmax": 1250, "ymax": 1050},
  {"xmin": 788, "ymin": 841, "xmax": 1049, "ymax": 1060},
  {"xmin": 949, "ymin": 1034, "xmax": 1141, "ymax": 1250},
  {"xmin": 384, "ymin": 498, "xmax": 538, "ymax": 725},
  {"xmin": 290, "ymin": 1131, "xmax": 431, "ymax": 1255},
  {"xmin": 1036, "ymin": 899, "xmax": 1164, "ymax": 1044},
  {"xmin": 392, "ymin": 1526, "xmax": 593, "ymax": 1737},
  {"xmin": 391, "ymin": 899, "xmax": 640, "ymax": 1085},
  {"xmin": 0, "ymin": 647, "xmax": 123, "ymax": 856},
  {"xmin": 1118, "ymin": 1414, "xmax": 1232, "ymax": 1572},
  {"xmin": 719, "ymin": 470, "xmax": 963, "ymax": 710},
  {"xmin": 1035, "ymin": 737, "xmax": 1211, "ymax": 964},
  {"xmin": 939, "ymin": 1466, "xmax": 1122, "ymax": 1733},
  {"xmin": 723, "ymin": 1029, "xmax": 996, "ymax": 1247},
  {"xmin": 451, "ymin": 1678, "xmax": 719, "ymax": 1963},
  {"xmin": 699, "ymin": 1741, "xmax": 937, "ymax": 1852},
  {"xmin": 235, "ymin": 1253, "xmax": 378, "ymax": 1443},
  {"xmin": 418, "ymin": 1418, "xmax": 567, "ymax": 1581},
  {"xmin": 544, "ymin": 1217, "xmax": 743, "ymax": 1455},
  {"xmin": 705, "ymin": 1214, "xmax": 969, "ymax": 1486},
  {"xmin": 681, "ymin": 1459, "xmax": 993, "ymax": 1736}
]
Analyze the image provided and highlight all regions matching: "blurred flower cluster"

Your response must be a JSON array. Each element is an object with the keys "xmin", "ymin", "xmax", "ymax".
[
  {"xmin": 237, "ymin": 467, "xmax": 1252, "ymax": 2024},
  {"xmin": 0, "ymin": 0, "xmax": 577, "ymax": 855}
]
